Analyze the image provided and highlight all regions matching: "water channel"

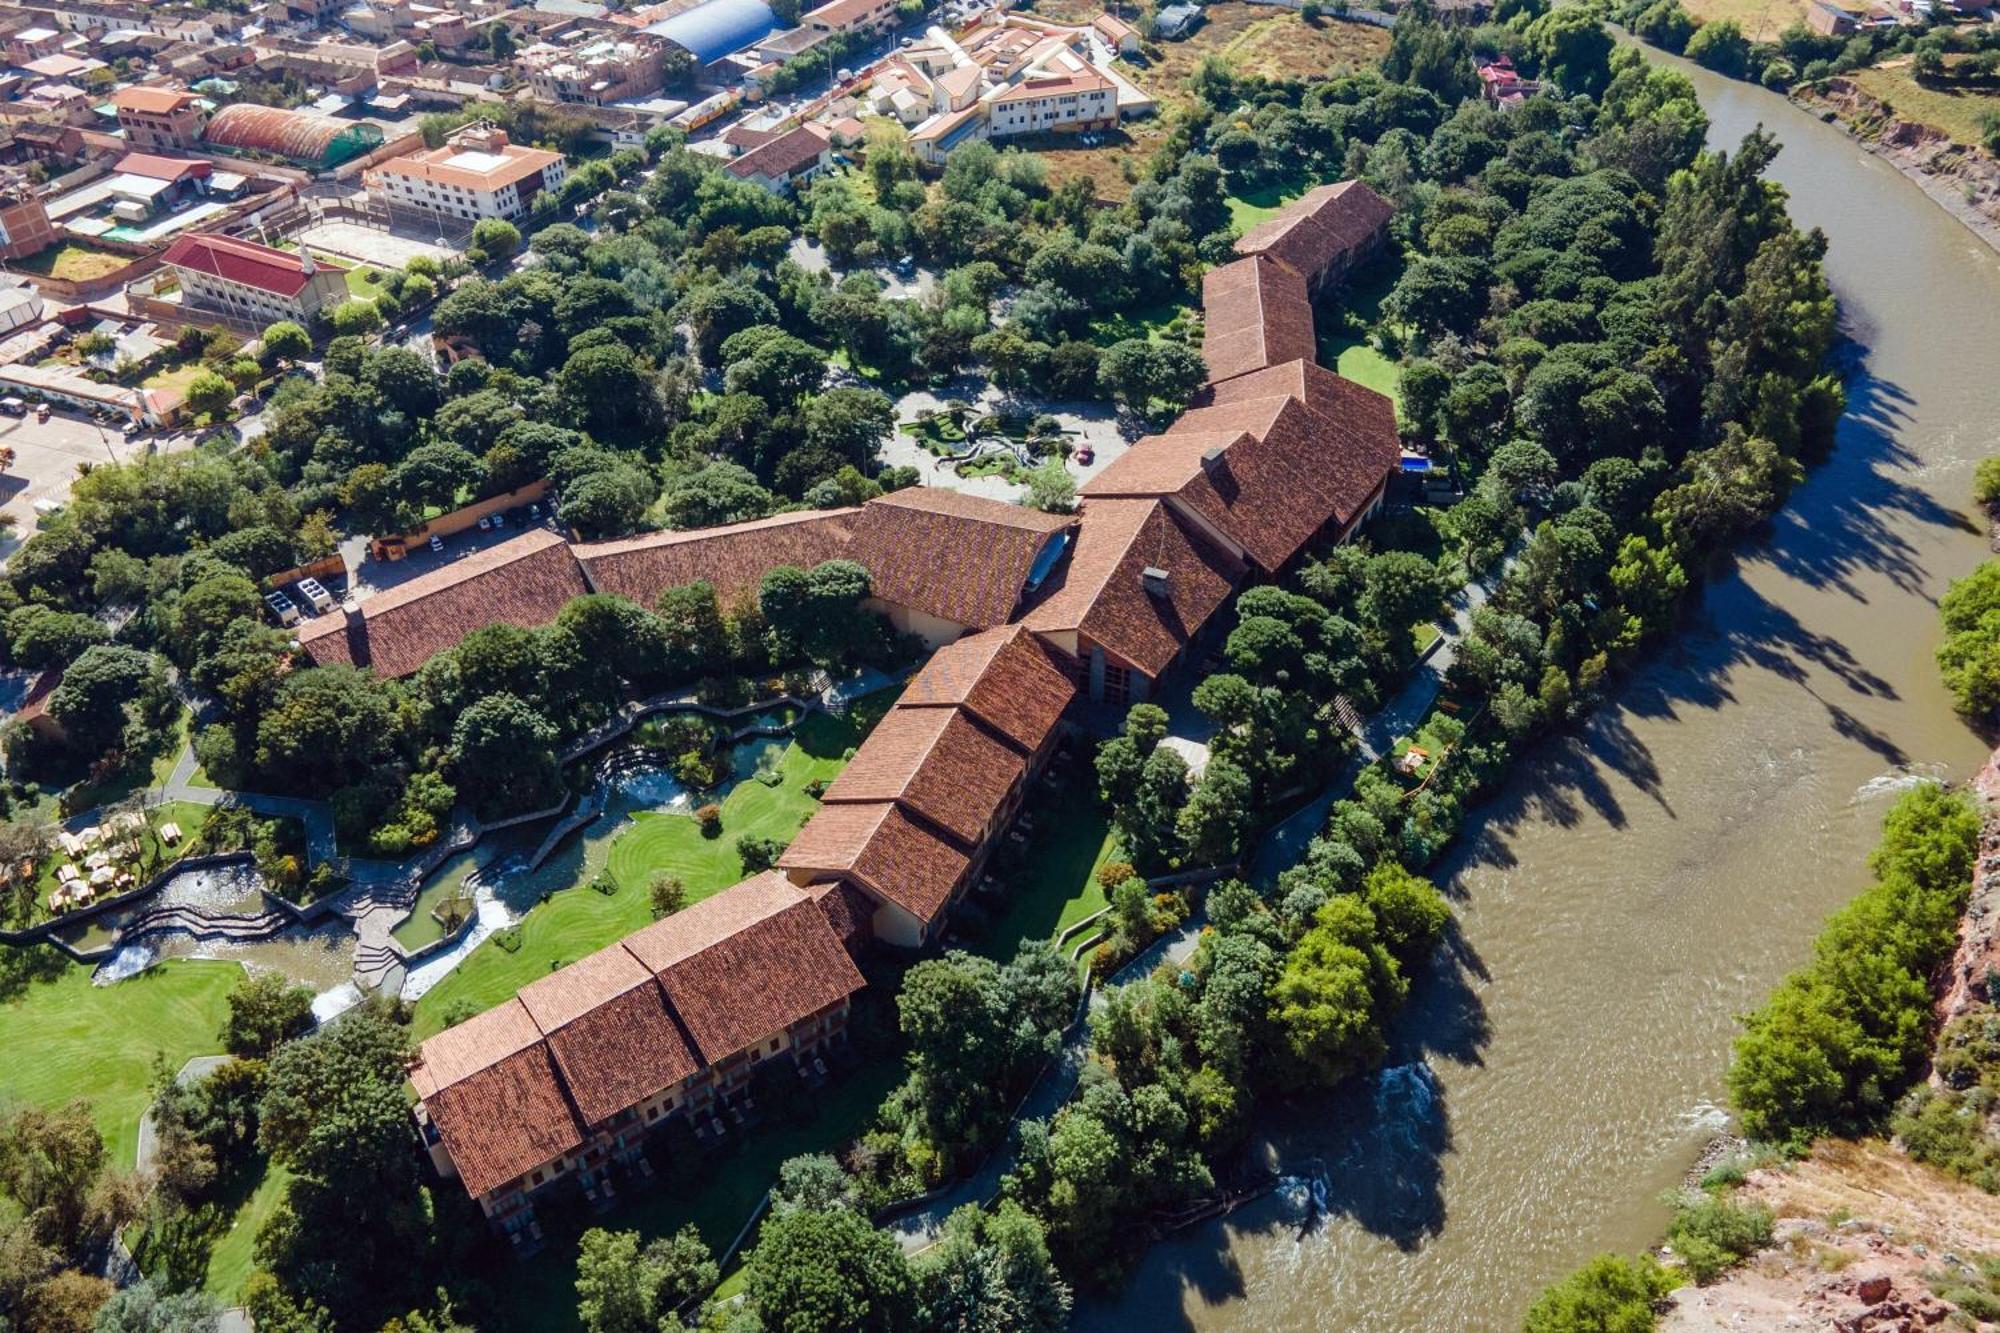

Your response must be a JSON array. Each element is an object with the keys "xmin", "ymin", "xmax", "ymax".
[{"xmin": 1080, "ymin": 51, "xmax": 2000, "ymax": 1332}]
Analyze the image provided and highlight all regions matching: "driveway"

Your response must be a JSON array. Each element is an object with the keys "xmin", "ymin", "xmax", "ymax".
[{"xmin": 879, "ymin": 377, "xmax": 1138, "ymax": 503}]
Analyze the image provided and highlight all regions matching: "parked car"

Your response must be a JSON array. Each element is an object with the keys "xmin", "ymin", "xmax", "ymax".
[
  {"xmin": 477, "ymin": 515, "xmax": 492, "ymax": 531},
  {"xmin": 1075, "ymin": 446, "xmax": 1095, "ymax": 465},
  {"xmin": 429, "ymin": 534, "xmax": 444, "ymax": 553},
  {"xmin": 490, "ymin": 510, "xmax": 506, "ymax": 529},
  {"xmin": 35, "ymin": 403, "xmax": 50, "ymax": 423}
]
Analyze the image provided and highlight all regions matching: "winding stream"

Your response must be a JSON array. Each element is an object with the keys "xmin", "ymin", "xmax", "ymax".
[{"xmin": 1080, "ymin": 52, "xmax": 2000, "ymax": 1332}]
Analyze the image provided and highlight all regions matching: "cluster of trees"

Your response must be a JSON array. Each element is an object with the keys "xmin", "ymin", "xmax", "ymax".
[
  {"xmin": 1936, "ymin": 558, "xmax": 2000, "ymax": 717},
  {"xmin": 1622, "ymin": 0, "xmax": 2000, "ymax": 109},
  {"xmin": 1001, "ymin": 858, "xmax": 1448, "ymax": 1281},
  {"xmin": 1727, "ymin": 783, "xmax": 1981, "ymax": 1149}
]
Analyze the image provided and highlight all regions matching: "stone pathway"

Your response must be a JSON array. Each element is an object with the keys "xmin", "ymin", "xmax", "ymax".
[
  {"xmin": 162, "ymin": 743, "xmax": 339, "ymax": 865},
  {"xmin": 133, "ymin": 1054, "xmax": 231, "ymax": 1172}
]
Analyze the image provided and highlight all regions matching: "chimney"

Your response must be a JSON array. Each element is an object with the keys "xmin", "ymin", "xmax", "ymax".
[
  {"xmin": 341, "ymin": 597, "xmax": 371, "ymax": 668},
  {"xmin": 298, "ymin": 245, "xmax": 315, "ymax": 277},
  {"xmin": 1141, "ymin": 566, "xmax": 1171, "ymax": 598},
  {"xmin": 1200, "ymin": 444, "xmax": 1226, "ymax": 472}
]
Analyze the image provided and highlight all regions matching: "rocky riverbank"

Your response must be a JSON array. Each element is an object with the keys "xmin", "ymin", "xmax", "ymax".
[
  {"xmin": 1655, "ymin": 763, "xmax": 2000, "ymax": 1332},
  {"xmin": 1792, "ymin": 78, "xmax": 2000, "ymax": 257}
]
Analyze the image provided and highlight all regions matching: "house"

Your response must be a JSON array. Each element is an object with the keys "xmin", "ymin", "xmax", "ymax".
[
  {"xmin": 778, "ymin": 623, "xmax": 1074, "ymax": 947},
  {"xmin": 160, "ymin": 233, "xmax": 351, "ymax": 329},
  {"xmin": 520, "ymin": 34, "xmax": 671, "ymax": 105},
  {"xmin": 984, "ymin": 67, "xmax": 1116, "ymax": 137},
  {"xmin": 723, "ymin": 120, "xmax": 833, "ymax": 193},
  {"xmin": 295, "ymin": 528, "xmax": 589, "ymax": 679},
  {"xmin": 1092, "ymin": 11, "xmax": 1141, "ymax": 55},
  {"xmin": 366, "ymin": 122, "xmax": 567, "ymax": 223},
  {"xmin": 1807, "ymin": 0, "xmax": 1860, "ymax": 33},
  {"xmin": 1152, "ymin": 3, "xmax": 1203, "ymax": 38},
  {"xmin": 11, "ymin": 121, "xmax": 84, "ymax": 164},
  {"xmin": 411, "ymin": 871, "xmax": 865, "ymax": 1244},
  {"xmin": 1473, "ymin": 54, "xmax": 1541, "ymax": 108},
  {"xmin": 111, "ymin": 85, "xmax": 206, "ymax": 149},
  {"xmin": 1232, "ymin": 179, "xmax": 1394, "ymax": 297}
]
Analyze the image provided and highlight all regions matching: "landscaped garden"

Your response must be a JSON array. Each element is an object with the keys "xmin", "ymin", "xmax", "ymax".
[
  {"xmin": 1320, "ymin": 253, "xmax": 1405, "ymax": 408},
  {"xmin": 0, "ymin": 953, "xmax": 238, "ymax": 1167},
  {"xmin": 410, "ymin": 692, "xmax": 900, "ymax": 1038}
]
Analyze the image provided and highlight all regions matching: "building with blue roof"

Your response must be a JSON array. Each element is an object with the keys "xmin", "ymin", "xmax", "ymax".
[{"xmin": 645, "ymin": 0, "xmax": 780, "ymax": 65}]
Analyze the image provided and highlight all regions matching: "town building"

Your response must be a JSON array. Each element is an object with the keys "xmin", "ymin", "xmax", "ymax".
[
  {"xmin": 721, "ymin": 119, "xmax": 831, "ymax": 193},
  {"xmin": 801, "ymin": 0, "xmax": 899, "ymax": 38},
  {"xmin": 159, "ymin": 231, "xmax": 351, "ymax": 328},
  {"xmin": 1231, "ymin": 178, "xmax": 1394, "ymax": 297},
  {"xmin": 1473, "ymin": 54, "xmax": 1541, "ymax": 108},
  {"xmin": 0, "ymin": 180, "xmax": 57, "ymax": 261},
  {"xmin": 520, "ymin": 33, "xmax": 671, "ymax": 105},
  {"xmin": 410, "ymin": 871, "xmax": 865, "ymax": 1247},
  {"xmin": 1092, "ymin": 11, "xmax": 1141, "ymax": 54},
  {"xmin": 365, "ymin": 122, "xmax": 566, "ymax": 222},
  {"xmin": 111, "ymin": 85, "xmax": 206, "ymax": 149}
]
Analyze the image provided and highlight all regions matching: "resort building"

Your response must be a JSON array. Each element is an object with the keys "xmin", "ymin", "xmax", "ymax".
[
  {"xmin": 159, "ymin": 232, "xmax": 352, "ymax": 328},
  {"xmin": 1231, "ymin": 179, "xmax": 1394, "ymax": 297},
  {"xmin": 366, "ymin": 123, "xmax": 567, "ymax": 223},
  {"xmin": 111, "ymin": 85, "xmax": 206, "ymax": 150},
  {"xmin": 404, "ymin": 179, "xmax": 1406, "ymax": 1233},
  {"xmin": 411, "ymin": 872, "xmax": 865, "ymax": 1248},
  {"xmin": 801, "ymin": 0, "xmax": 900, "ymax": 37}
]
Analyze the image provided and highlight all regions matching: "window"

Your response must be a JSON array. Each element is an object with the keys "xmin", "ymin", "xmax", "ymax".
[{"xmin": 530, "ymin": 1170, "xmax": 544, "ymax": 1185}]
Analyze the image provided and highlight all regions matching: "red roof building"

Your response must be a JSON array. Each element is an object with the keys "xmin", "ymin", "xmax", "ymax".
[{"xmin": 160, "ymin": 232, "xmax": 351, "ymax": 327}]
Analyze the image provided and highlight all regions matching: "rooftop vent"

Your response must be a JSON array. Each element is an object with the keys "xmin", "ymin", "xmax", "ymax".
[{"xmin": 1141, "ymin": 565, "xmax": 1171, "ymax": 598}]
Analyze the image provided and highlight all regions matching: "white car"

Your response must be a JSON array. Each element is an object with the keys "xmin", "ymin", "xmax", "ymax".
[{"xmin": 429, "ymin": 534, "xmax": 444, "ymax": 554}]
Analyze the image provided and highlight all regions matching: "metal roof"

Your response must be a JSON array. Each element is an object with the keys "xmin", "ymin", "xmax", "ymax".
[{"xmin": 645, "ymin": 0, "xmax": 779, "ymax": 64}]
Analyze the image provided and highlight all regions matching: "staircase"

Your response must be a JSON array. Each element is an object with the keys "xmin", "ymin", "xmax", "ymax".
[{"xmin": 119, "ymin": 903, "xmax": 290, "ymax": 944}]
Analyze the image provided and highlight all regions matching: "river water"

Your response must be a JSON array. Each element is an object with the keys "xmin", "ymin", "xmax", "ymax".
[{"xmin": 1081, "ymin": 53, "xmax": 2000, "ymax": 1333}]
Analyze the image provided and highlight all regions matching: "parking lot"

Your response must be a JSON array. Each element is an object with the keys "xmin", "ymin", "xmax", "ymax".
[{"xmin": 0, "ymin": 408, "xmax": 172, "ymax": 560}]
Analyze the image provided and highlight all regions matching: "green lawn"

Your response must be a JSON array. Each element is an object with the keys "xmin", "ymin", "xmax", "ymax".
[
  {"xmin": 977, "ymin": 779, "xmax": 1120, "ymax": 961},
  {"xmin": 1089, "ymin": 297, "xmax": 1191, "ymax": 348},
  {"xmin": 410, "ymin": 697, "xmax": 898, "ymax": 1039},
  {"xmin": 342, "ymin": 265, "xmax": 388, "ymax": 299},
  {"xmin": 1334, "ymin": 342, "xmax": 1403, "ymax": 405},
  {"xmin": 0, "ymin": 954, "xmax": 238, "ymax": 1168},
  {"xmin": 1321, "ymin": 252, "xmax": 1405, "ymax": 409},
  {"xmin": 201, "ymin": 1162, "xmax": 288, "ymax": 1302},
  {"xmin": 1226, "ymin": 184, "xmax": 1304, "ymax": 234}
]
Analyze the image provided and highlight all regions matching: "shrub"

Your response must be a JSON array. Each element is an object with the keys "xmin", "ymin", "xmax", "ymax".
[
  {"xmin": 1096, "ymin": 860, "xmax": 1136, "ymax": 890},
  {"xmin": 495, "ymin": 926, "xmax": 524, "ymax": 952},
  {"xmin": 649, "ymin": 873, "xmax": 686, "ymax": 919},
  {"xmin": 737, "ymin": 834, "xmax": 782, "ymax": 872},
  {"xmin": 590, "ymin": 874, "xmax": 618, "ymax": 896},
  {"xmin": 1974, "ymin": 457, "xmax": 2000, "ymax": 506},
  {"xmin": 695, "ymin": 803, "xmax": 722, "ymax": 837},
  {"xmin": 1665, "ymin": 1196, "xmax": 1772, "ymax": 1283},
  {"xmin": 1524, "ymin": 1254, "xmax": 1674, "ymax": 1333}
]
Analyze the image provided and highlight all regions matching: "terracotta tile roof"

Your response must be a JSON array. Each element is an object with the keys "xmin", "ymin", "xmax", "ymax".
[
  {"xmin": 296, "ymin": 528, "xmax": 589, "ymax": 679},
  {"xmin": 375, "ymin": 139, "xmax": 562, "ymax": 192},
  {"xmin": 804, "ymin": 0, "xmax": 888, "ymax": 26},
  {"xmin": 845, "ymin": 489, "xmax": 1075, "ymax": 631},
  {"xmin": 1203, "ymin": 358, "xmax": 1400, "ymax": 540},
  {"xmin": 724, "ymin": 121, "xmax": 832, "ymax": 182},
  {"xmin": 986, "ymin": 67, "xmax": 1112, "ymax": 104},
  {"xmin": 810, "ymin": 880, "xmax": 875, "ymax": 951},
  {"xmin": 778, "ymin": 800, "xmax": 971, "ymax": 927},
  {"xmin": 516, "ymin": 942, "xmax": 702, "ymax": 1126},
  {"xmin": 623, "ymin": 871, "xmax": 865, "ymax": 1062},
  {"xmin": 898, "ymin": 623, "xmax": 1074, "ymax": 755},
  {"xmin": 1200, "ymin": 255, "xmax": 1317, "ymax": 385},
  {"xmin": 821, "ymin": 705, "xmax": 1025, "ymax": 846},
  {"xmin": 1022, "ymin": 497, "xmax": 1244, "ymax": 678},
  {"xmin": 410, "ymin": 1000, "xmax": 585, "ymax": 1199},
  {"xmin": 1084, "ymin": 386, "xmax": 1391, "ymax": 573},
  {"xmin": 112, "ymin": 85, "xmax": 196, "ymax": 114},
  {"xmin": 573, "ymin": 509, "xmax": 858, "ymax": 611},
  {"xmin": 1233, "ymin": 179, "xmax": 1394, "ymax": 283},
  {"xmin": 113, "ymin": 152, "xmax": 210, "ymax": 181},
  {"xmin": 160, "ymin": 232, "xmax": 343, "ymax": 298}
]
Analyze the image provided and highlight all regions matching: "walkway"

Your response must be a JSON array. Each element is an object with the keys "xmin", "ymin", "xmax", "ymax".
[{"xmin": 162, "ymin": 744, "xmax": 338, "ymax": 865}]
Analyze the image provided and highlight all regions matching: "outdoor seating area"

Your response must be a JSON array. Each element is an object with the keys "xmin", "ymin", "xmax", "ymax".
[{"xmin": 45, "ymin": 812, "xmax": 155, "ymax": 915}]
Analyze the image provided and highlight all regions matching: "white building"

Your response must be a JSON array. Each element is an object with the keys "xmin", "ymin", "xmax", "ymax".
[{"xmin": 365, "ymin": 123, "xmax": 567, "ymax": 224}]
